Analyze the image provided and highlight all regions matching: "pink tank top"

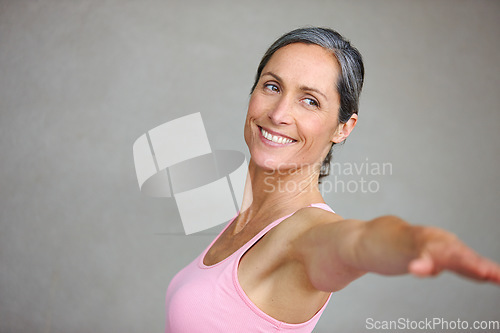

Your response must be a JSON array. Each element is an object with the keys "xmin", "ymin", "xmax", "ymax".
[{"xmin": 165, "ymin": 203, "xmax": 334, "ymax": 332}]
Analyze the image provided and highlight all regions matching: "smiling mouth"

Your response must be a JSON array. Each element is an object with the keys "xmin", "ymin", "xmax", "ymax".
[{"xmin": 259, "ymin": 126, "xmax": 296, "ymax": 144}]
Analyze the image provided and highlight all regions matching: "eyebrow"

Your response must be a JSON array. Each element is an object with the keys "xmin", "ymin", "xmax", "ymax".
[{"xmin": 261, "ymin": 71, "xmax": 328, "ymax": 101}]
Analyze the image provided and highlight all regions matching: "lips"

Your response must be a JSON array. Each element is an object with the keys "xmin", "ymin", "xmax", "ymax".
[{"xmin": 259, "ymin": 126, "xmax": 296, "ymax": 145}]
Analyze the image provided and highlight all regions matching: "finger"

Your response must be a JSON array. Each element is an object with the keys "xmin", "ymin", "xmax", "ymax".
[
  {"xmin": 438, "ymin": 245, "xmax": 500, "ymax": 284},
  {"xmin": 454, "ymin": 255, "xmax": 500, "ymax": 284}
]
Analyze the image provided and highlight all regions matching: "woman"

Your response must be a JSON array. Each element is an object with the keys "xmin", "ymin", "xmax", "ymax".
[{"xmin": 165, "ymin": 27, "xmax": 500, "ymax": 332}]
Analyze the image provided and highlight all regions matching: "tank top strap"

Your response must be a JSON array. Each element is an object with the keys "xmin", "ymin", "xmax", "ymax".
[
  {"xmin": 241, "ymin": 210, "xmax": 296, "ymax": 250},
  {"xmin": 308, "ymin": 202, "xmax": 335, "ymax": 213}
]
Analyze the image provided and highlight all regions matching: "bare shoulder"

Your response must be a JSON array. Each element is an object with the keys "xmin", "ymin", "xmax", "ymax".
[
  {"xmin": 273, "ymin": 206, "xmax": 343, "ymax": 239},
  {"xmin": 265, "ymin": 206, "xmax": 344, "ymax": 255}
]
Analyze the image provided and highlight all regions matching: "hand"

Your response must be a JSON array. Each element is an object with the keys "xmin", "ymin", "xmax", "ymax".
[{"xmin": 408, "ymin": 226, "xmax": 500, "ymax": 284}]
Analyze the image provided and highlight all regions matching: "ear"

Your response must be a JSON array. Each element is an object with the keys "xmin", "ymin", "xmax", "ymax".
[{"xmin": 331, "ymin": 114, "xmax": 358, "ymax": 143}]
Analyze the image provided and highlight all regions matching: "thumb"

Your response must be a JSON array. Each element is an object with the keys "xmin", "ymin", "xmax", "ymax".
[{"xmin": 409, "ymin": 253, "xmax": 436, "ymax": 277}]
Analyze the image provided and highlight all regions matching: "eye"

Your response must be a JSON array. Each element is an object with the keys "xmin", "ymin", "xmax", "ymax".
[
  {"xmin": 264, "ymin": 83, "xmax": 280, "ymax": 93},
  {"xmin": 303, "ymin": 97, "xmax": 319, "ymax": 108}
]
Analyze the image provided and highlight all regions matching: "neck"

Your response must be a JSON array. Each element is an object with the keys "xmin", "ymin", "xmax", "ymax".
[{"xmin": 234, "ymin": 158, "xmax": 324, "ymax": 233}]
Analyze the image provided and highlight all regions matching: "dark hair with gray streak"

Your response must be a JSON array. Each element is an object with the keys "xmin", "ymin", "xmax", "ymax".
[{"xmin": 250, "ymin": 27, "xmax": 364, "ymax": 182}]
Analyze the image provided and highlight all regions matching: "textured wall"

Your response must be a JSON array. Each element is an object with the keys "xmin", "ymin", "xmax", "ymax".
[{"xmin": 0, "ymin": 0, "xmax": 499, "ymax": 332}]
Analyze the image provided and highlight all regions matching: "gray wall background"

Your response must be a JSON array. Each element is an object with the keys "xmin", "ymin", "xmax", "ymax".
[{"xmin": 1, "ymin": 0, "xmax": 499, "ymax": 332}]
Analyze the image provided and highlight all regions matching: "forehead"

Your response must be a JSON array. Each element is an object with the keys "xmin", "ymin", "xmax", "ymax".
[{"xmin": 263, "ymin": 43, "xmax": 341, "ymax": 93}]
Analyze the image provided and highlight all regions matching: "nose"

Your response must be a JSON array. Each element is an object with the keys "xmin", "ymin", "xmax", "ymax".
[{"xmin": 268, "ymin": 95, "xmax": 293, "ymax": 126}]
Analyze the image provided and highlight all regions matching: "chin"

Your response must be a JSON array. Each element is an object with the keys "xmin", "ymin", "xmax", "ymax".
[{"xmin": 249, "ymin": 150, "xmax": 275, "ymax": 170}]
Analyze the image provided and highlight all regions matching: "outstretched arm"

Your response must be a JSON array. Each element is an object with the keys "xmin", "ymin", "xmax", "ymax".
[{"xmin": 291, "ymin": 212, "xmax": 500, "ymax": 292}]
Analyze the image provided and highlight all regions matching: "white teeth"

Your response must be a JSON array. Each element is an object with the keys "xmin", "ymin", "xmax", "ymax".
[{"xmin": 260, "ymin": 127, "xmax": 294, "ymax": 144}]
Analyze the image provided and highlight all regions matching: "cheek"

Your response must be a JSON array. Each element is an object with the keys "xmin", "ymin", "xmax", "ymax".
[
  {"xmin": 247, "ymin": 97, "xmax": 257, "ymax": 118},
  {"xmin": 301, "ymin": 117, "xmax": 337, "ymax": 147},
  {"xmin": 244, "ymin": 99, "xmax": 255, "ymax": 130},
  {"xmin": 244, "ymin": 100, "xmax": 257, "ymax": 145},
  {"xmin": 247, "ymin": 93, "xmax": 268, "ymax": 118}
]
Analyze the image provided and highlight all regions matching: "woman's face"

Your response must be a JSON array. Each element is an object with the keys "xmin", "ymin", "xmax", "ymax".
[{"xmin": 244, "ymin": 42, "xmax": 345, "ymax": 175}]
